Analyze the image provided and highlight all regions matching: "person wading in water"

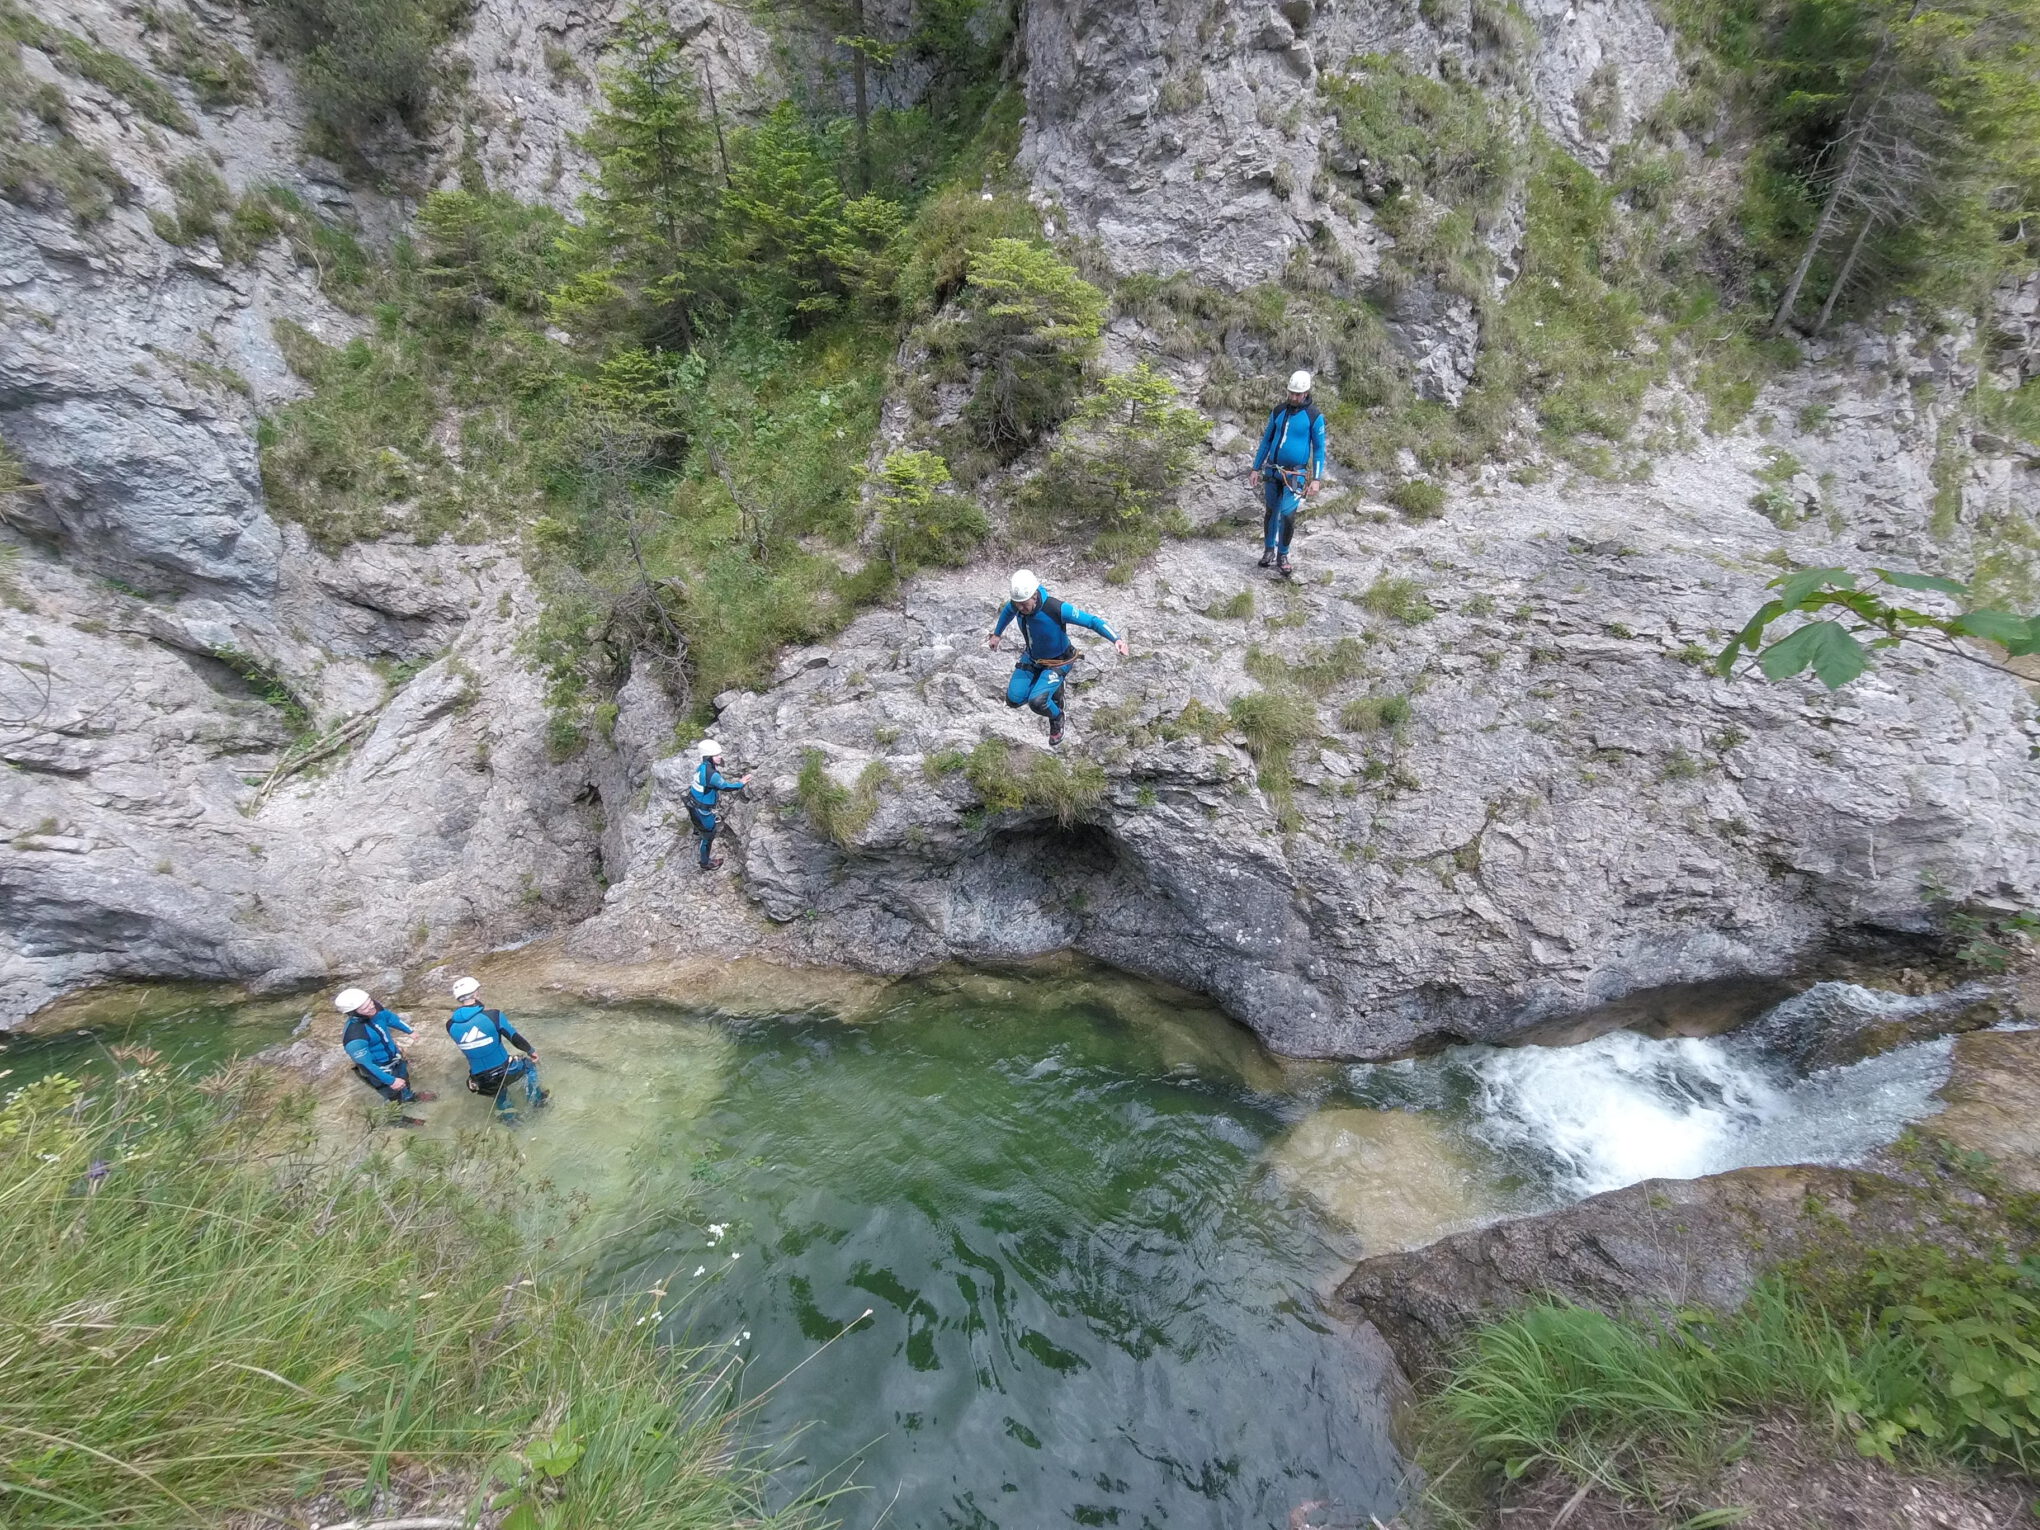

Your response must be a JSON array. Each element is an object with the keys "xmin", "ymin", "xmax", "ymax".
[
  {"xmin": 335, "ymin": 987, "xmax": 435, "ymax": 1124},
  {"xmin": 445, "ymin": 976, "xmax": 549, "ymax": 1118}
]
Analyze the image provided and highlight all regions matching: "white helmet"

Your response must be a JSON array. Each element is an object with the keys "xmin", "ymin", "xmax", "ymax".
[
  {"xmin": 451, "ymin": 976, "xmax": 481, "ymax": 999},
  {"xmin": 1287, "ymin": 370, "xmax": 1313, "ymax": 394},
  {"xmin": 1008, "ymin": 569, "xmax": 1039, "ymax": 602},
  {"xmin": 699, "ymin": 738, "xmax": 723, "ymax": 759},
  {"xmin": 333, "ymin": 987, "xmax": 371, "ymax": 1012}
]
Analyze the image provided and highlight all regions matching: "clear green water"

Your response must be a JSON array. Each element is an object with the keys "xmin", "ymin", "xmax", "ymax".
[{"xmin": 4, "ymin": 969, "xmax": 1401, "ymax": 1529}]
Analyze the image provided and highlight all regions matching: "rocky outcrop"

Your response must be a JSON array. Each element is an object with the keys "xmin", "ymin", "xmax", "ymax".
[
  {"xmin": 1334, "ymin": 1164, "xmax": 1960, "ymax": 1377},
  {"xmin": 1334, "ymin": 1026, "xmax": 2040, "ymax": 1377},
  {"xmin": 4, "ymin": 0, "xmax": 2038, "ymax": 1055},
  {"xmin": 575, "ymin": 422, "xmax": 2040, "ymax": 1056},
  {"xmin": 1016, "ymin": 0, "xmax": 1681, "ymax": 397}
]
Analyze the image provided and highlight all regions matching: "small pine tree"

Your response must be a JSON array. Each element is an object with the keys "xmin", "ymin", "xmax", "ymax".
[
  {"xmin": 956, "ymin": 238, "xmax": 1106, "ymax": 455},
  {"xmin": 872, "ymin": 449, "xmax": 985, "ymax": 572},
  {"xmin": 1022, "ymin": 364, "xmax": 1207, "ymax": 576},
  {"xmin": 557, "ymin": 9, "xmax": 722, "ymax": 349}
]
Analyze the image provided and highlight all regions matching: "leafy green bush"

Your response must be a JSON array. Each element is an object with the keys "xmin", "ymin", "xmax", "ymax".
[
  {"xmin": 0, "ymin": 1065, "xmax": 788, "ymax": 1527},
  {"xmin": 1020, "ymin": 364, "xmax": 1205, "ymax": 576},
  {"xmin": 873, "ymin": 449, "xmax": 985, "ymax": 573},
  {"xmin": 954, "ymin": 238, "xmax": 1106, "ymax": 456}
]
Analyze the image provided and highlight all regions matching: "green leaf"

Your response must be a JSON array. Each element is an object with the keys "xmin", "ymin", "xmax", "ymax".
[
  {"xmin": 1759, "ymin": 621, "xmax": 1868, "ymax": 689},
  {"xmin": 1953, "ymin": 609, "xmax": 2034, "ymax": 647},
  {"xmin": 1770, "ymin": 566, "xmax": 1853, "ymax": 606},
  {"xmin": 501, "ymin": 1504, "xmax": 544, "ymax": 1530},
  {"xmin": 1874, "ymin": 567, "xmax": 1970, "ymax": 597},
  {"xmin": 1948, "ymin": 1371, "xmax": 1984, "ymax": 1397}
]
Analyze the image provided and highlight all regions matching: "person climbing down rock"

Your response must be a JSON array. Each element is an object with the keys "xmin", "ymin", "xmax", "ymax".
[
  {"xmin": 985, "ymin": 568, "xmax": 1128, "ymax": 748},
  {"xmin": 446, "ymin": 976, "xmax": 548, "ymax": 1117},
  {"xmin": 335, "ymin": 987, "xmax": 435, "ymax": 1123},
  {"xmin": 1247, "ymin": 369, "xmax": 1327, "ymax": 578},
  {"xmin": 688, "ymin": 738, "xmax": 750, "ymax": 872}
]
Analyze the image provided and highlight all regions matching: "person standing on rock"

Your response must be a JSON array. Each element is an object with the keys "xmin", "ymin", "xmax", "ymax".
[
  {"xmin": 1247, "ymin": 369, "xmax": 1327, "ymax": 578},
  {"xmin": 688, "ymin": 738, "xmax": 750, "ymax": 873},
  {"xmin": 446, "ymin": 976, "xmax": 548, "ymax": 1118},
  {"xmin": 986, "ymin": 568, "xmax": 1128, "ymax": 748},
  {"xmin": 335, "ymin": 987, "xmax": 435, "ymax": 1123}
]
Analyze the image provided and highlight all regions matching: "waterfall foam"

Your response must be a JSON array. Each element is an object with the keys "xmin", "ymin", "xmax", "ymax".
[
  {"xmin": 1344, "ymin": 983, "xmax": 1973, "ymax": 1205},
  {"xmin": 1464, "ymin": 1028, "xmax": 1955, "ymax": 1198}
]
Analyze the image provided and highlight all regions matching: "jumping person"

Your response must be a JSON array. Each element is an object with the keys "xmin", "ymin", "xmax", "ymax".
[
  {"xmin": 688, "ymin": 739, "xmax": 750, "ymax": 872},
  {"xmin": 335, "ymin": 987, "xmax": 435, "ymax": 1118},
  {"xmin": 1247, "ymin": 369, "xmax": 1328, "ymax": 577},
  {"xmin": 986, "ymin": 569, "xmax": 1128, "ymax": 748},
  {"xmin": 446, "ymin": 976, "xmax": 548, "ymax": 1117}
]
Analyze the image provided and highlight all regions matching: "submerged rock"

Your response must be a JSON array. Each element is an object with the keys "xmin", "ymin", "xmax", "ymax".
[{"xmin": 1265, "ymin": 1107, "xmax": 1495, "ymax": 1254}]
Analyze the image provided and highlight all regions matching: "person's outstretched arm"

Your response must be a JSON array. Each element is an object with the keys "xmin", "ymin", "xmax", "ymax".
[
  {"xmin": 987, "ymin": 600, "xmax": 1018, "ymax": 648},
  {"xmin": 1059, "ymin": 602, "xmax": 1129, "ymax": 656}
]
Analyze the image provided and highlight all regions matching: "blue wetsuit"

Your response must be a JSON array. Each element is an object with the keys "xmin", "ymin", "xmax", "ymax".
[
  {"xmin": 688, "ymin": 758, "xmax": 746, "ymax": 868},
  {"xmin": 992, "ymin": 586, "xmax": 1119, "ymax": 721},
  {"xmin": 446, "ymin": 1002, "xmax": 546, "ymax": 1115},
  {"xmin": 343, "ymin": 1007, "xmax": 417, "ymax": 1102},
  {"xmin": 1251, "ymin": 398, "xmax": 1328, "ymax": 558}
]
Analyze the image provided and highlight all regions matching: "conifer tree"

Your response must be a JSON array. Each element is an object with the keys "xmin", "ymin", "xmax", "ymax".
[{"xmin": 557, "ymin": 9, "xmax": 722, "ymax": 350}]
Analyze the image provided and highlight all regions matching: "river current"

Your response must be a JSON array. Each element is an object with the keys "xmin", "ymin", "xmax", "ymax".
[{"xmin": 1, "ymin": 965, "xmax": 1962, "ymax": 1529}]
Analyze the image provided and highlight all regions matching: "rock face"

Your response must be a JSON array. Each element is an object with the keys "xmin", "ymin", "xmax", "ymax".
[
  {"xmin": 4, "ymin": 0, "xmax": 2039, "ymax": 1056},
  {"xmin": 1016, "ymin": 0, "xmax": 1682, "ymax": 397},
  {"xmin": 577, "ymin": 438, "xmax": 2040, "ymax": 1056},
  {"xmin": 1334, "ymin": 1164, "xmax": 1958, "ymax": 1377}
]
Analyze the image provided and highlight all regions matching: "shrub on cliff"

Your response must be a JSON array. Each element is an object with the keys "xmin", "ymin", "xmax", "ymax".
[
  {"xmin": 1020, "ymin": 364, "xmax": 1207, "ymax": 580},
  {"xmin": 952, "ymin": 238, "xmax": 1106, "ymax": 458}
]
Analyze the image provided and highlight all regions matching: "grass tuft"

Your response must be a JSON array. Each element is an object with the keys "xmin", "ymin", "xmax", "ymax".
[{"xmin": 797, "ymin": 748, "xmax": 891, "ymax": 846}]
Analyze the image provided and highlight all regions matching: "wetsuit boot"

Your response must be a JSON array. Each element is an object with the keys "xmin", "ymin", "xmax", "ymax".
[{"xmin": 1049, "ymin": 710, "xmax": 1066, "ymax": 747}]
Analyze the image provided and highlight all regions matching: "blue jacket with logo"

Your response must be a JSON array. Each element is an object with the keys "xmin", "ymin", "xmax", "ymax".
[
  {"xmin": 992, "ymin": 587, "xmax": 1119, "ymax": 663},
  {"xmin": 690, "ymin": 759, "xmax": 746, "ymax": 810},
  {"xmin": 446, "ymin": 1003, "xmax": 535, "ymax": 1075},
  {"xmin": 1251, "ymin": 399, "xmax": 1328, "ymax": 478},
  {"xmin": 342, "ymin": 1008, "xmax": 412, "ymax": 1088}
]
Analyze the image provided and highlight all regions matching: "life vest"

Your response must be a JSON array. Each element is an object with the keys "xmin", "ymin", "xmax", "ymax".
[
  {"xmin": 446, "ymin": 1005, "xmax": 515, "ymax": 1074},
  {"xmin": 1013, "ymin": 588, "xmax": 1075, "ymax": 662},
  {"xmin": 342, "ymin": 1010, "xmax": 403, "ymax": 1068}
]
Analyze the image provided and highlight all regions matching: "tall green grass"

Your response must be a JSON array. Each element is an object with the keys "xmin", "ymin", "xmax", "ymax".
[
  {"xmin": 0, "ymin": 1063, "xmax": 796, "ymax": 1529},
  {"xmin": 1422, "ymin": 1248, "xmax": 2040, "ymax": 1518}
]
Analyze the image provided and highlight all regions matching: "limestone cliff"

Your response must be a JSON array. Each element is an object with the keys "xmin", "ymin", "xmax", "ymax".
[{"xmin": 3, "ymin": 0, "xmax": 2036, "ymax": 1053}]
